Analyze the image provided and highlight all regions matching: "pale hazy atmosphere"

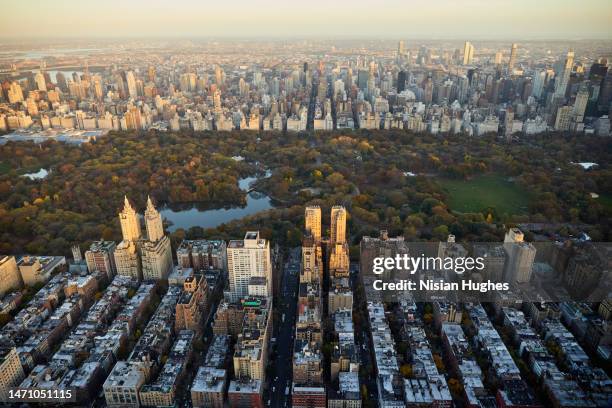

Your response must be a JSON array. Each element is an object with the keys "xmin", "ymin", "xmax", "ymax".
[{"xmin": 1, "ymin": 0, "xmax": 612, "ymax": 39}]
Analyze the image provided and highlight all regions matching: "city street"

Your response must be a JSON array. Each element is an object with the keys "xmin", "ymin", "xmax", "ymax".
[
  {"xmin": 351, "ymin": 262, "xmax": 379, "ymax": 405},
  {"xmin": 267, "ymin": 248, "xmax": 300, "ymax": 407}
]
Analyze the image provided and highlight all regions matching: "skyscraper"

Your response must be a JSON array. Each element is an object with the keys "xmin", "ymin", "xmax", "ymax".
[
  {"xmin": 494, "ymin": 51, "xmax": 503, "ymax": 65},
  {"xmin": 462, "ymin": 42, "xmax": 474, "ymax": 65},
  {"xmin": 397, "ymin": 40, "xmax": 407, "ymax": 63},
  {"xmin": 126, "ymin": 71, "xmax": 138, "ymax": 99},
  {"xmin": 115, "ymin": 196, "xmax": 143, "ymax": 280},
  {"xmin": 305, "ymin": 206, "xmax": 322, "ymax": 242},
  {"xmin": 463, "ymin": 41, "xmax": 474, "ymax": 65},
  {"xmin": 357, "ymin": 69, "xmax": 368, "ymax": 91},
  {"xmin": 213, "ymin": 90, "xmax": 222, "ymax": 115},
  {"xmin": 330, "ymin": 206, "xmax": 347, "ymax": 245},
  {"xmin": 397, "ymin": 71, "xmax": 407, "ymax": 93},
  {"xmin": 573, "ymin": 87, "xmax": 589, "ymax": 123},
  {"xmin": 140, "ymin": 197, "xmax": 172, "ymax": 280},
  {"xmin": 93, "ymin": 76, "xmax": 103, "ymax": 100},
  {"xmin": 119, "ymin": 196, "xmax": 142, "ymax": 241},
  {"xmin": 503, "ymin": 228, "xmax": 536, "ymax": 284},
  {"xmin": 7, "ymin": 82, "xmax": 23, "ymax": 104},
  {"xmin": 398, "ymin": 40, "xmax": 406, "ymax": 56},
  {"xmin": 554, "ymin": 50, "xmax": 574, "ymax": 99},
  {"xmin": 598, "ymin": 70, "xmax": 612, "ymax": 112},
  {"xmin": 227, "ymin": 231, "xmax": 272, "ymax": 301},
  {"xmin": 554, "ymin": 105, "xmax": 573, "ymax": 131},
  {"xmin": 531, "ymin": 70, "xmax": 547, "ymax": 99},
  {"xmin": 215, "ymin": 65, "xmax": 223, "ymax": 85},
  {"xmin": 144, "ymin": 196, "xmax": 164, "ymax": 242},
  {"xmin": 34, "ymin": 71, "xmax": 46, "ymax": 91},
  {"xmin": 147, "ymin": 66, "xmax": 156, "ymax": 83},
  {"xmin": 508, "ymin": 43, "xmax": 518, "ymax": 72},
  {"xmin": 55, "ymin": 72, "xmax": 68, "ymax": 92}
]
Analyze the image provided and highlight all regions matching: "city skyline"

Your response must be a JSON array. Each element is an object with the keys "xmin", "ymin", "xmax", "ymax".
[{"xmin": 2, "ymin": 0, "xmax": 612, "ymax": 40}]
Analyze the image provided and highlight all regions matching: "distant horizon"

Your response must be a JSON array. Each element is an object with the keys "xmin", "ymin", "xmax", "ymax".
[
  {"xmin": 2, "ymin": 0, "xmax": 611, "ymax": 41},
  {"xmin": 1, "ymin": 35, "xmax": 612, "ymax": 43}
]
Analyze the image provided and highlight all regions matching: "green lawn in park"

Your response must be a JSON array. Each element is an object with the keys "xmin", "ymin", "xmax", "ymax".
[
  {"xmin": 597, "ymin": 193, "xmax": 612, "ymax": 210},
  {"xmin": 0, "ymin": 162, "xmax": 10, "ymax": 175},
  {"xmin": 439, "ymin": 174, "xmax": 531, "ymax": 215}
]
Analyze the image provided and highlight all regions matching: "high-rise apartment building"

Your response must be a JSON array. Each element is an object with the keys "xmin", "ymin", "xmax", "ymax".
[
  {"xmin": 508, "ymin": 43, "xmax": 518, "ymax": 72},
  {"xmin": 0, "ymin": 256, "xmax": 23, "ymax": 296},
  {"xmin": 494, "ymin": 51, "xmax": 503, "ymax": 65},
  {"xmin": 360, "ymin": 230, "xmax": 409, "ymax": 281},
  {"xmin": 34, "ymin": 72, "xmax": 46, "ymax": 91},
  {"xmin": 573, "ymin": 87, "xmax": 589, "ymax": 123},
  {"xmin": 140, "ymin": 238, "xmax": 172, "ymax": 280},
  {"xmin": 115, "ymin": 240, "xmax": 142, "ymax": 280},
  {"xmin": 329, "ymin": 206, "xmax": 349, "ymax": 278},
  {"xmin": 462, "ymin": 42, "xmax": 474, "ymax": 65},
  {"xmin": 7, "ymin": 82, "xmax": 23, "ymax": 104},
  {"xmin": 227, "ymin": 232, "xmax": 272, "ymax": 301},
  {"xmin": 119, "ymin": 196, "xmax": 142, "ymax": 241},
  {"xmin": 176, "ymin": 240, "xmax": 227, "ymax": 271},
  {"xmin": 126, "ymin": 71, "xmax": 138, "ymax": 99},
  {"xmin": 85, "ymin": 240, "xmax": 117, "ymax": 280},
  {"xmin": 305, "ymin": 206, "xmax": 322, "ymax": 242},
  {"xmin": 531, "ymin": 70, "xmax": 547, "ymax": 99},
  {"xmin": 175, "ymin": 274, "xmax": 209, "ymax": 332},
  {"xmin": 398, "ymin": 40, "xmax": 405, "ymax": 57},
  {"xmin": 397, "ymin": 71, "xmax": 407, "ymax": 93},
  {"xmin": 0, "ymin": 346, "xmax": 26, "ymax": 401},
  {"xmin": 301, "ymin": 236, "xmax": 321, "ymax": 284},
  {"xmin": 140, "ymin": 197, "xmax": 172, "ymax": 280},
  {"xmin": 503, "ymin": 228, "xmax": 536, "ymax": 284},
  {"xmin": 357, "ymin": 70, "xmax": 368, "ymax": 91},
  {"xmin": 598, "ymin": 70, "xmax": 612, "ymax": 112},
  {"xmin": 554, "ymin": 105, "xmax": 573, "ymax": 131},
  {"xmin": 232, "ymin": 298, "xmax": 272, "ymax": 381},
  {"xmin": 329, "ymin": 243, "xmax": 350, "ymax": 277},
  {"xmin": 554, "ymin": 50, "xmax": 574, "ymax": 99},
  {"xmin": 330, "ymin": 206, "xmax": 347, "ymax": 245},
  {"xmin": 144, "ymin": 196, "xmax": 164, "ymax": 242},
  {"xmin": 115, "ymin": 196, "xmax": 143, "ymax": 279}
]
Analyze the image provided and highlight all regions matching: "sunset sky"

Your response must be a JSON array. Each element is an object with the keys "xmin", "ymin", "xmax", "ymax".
[{"xmin": 1, "ymin": 0, "xmax": 611, "ymax": 39}]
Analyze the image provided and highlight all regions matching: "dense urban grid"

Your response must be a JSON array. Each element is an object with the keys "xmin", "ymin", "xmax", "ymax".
[
  {"xmin": 0, "ymin": 39, "xmax": 611, "ymax": 408},
  {"xmin": 0, "ymin": 199, "xmax": 611, "ymax": 407},
  {"xmin": 0, "ymin": 39, "xmax": 612, "ymax": 141}
]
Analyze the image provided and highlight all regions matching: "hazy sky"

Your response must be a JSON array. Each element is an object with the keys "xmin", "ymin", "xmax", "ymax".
[{"xmin": 2, "ymin": 0, "xmax": 612, "ymax": 40}]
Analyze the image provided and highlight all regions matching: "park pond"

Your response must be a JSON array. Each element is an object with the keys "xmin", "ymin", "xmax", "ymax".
[{"xmin": 160, "ymin": 171, "xmax": 273, "ymax": 231}]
